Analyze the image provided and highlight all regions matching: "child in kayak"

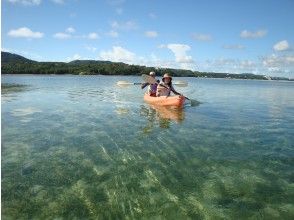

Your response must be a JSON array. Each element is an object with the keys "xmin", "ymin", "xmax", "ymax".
[
  {"xmin": 141, "ymin": 71, "xmax": 159, "ymax": 97},
  {"xmin": 156, "ymin": 73, "xmax": 182, "ymax": 97}
]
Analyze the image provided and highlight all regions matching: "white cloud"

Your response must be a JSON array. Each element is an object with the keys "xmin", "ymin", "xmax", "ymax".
[
  {"xmin": 262, "ymin": 54, "xmax": 294, "ymax": 67},
  {"xmin": 106, "ymin": 30, "xmax": 119, "ymax": 38},
  {"xmin": 131, "ymin": 53, "xmax": 179, "ymax": 70},
  {"xmin": 273, "ymin": 40, "xmax": 289, "ymax": 51},
  {"xmin": 222, "ymin": 44, "xmax": 245, "ymax": 50},
  {"xmin": 66, "ymin": 54, "xmax": 81, "ymax": 62},
  {"xmin": 98, "ymin": 47, "xmax": 173, "ymax": 69},
  {"xmin": 116, "ymin": 8, "xmax": 123, "ymax": 15},
  {"xmin": 157, "ymin": 44, "xmax": 166, "ymax": 49},
  {"xmin": 85, "ymin": 45, "xmax": 97, "ymax": 52},
  {"xmin": 197, "ymin": 54, "xmax": 294, "ymax": 77},
  {"xmin": 7, "ymin": 0, "xmax": 41, "ymax": 6},
  {"xmin": 212, "ymin": 58, "xmax": 236, "ymax": 66},
  {"xmin": 69, "ymin": 12, "xmax": 76, "ymax": 18},
  {"xmin": 65, "ymin": 53, "xmax": 95, "ymax": 62},
  {"xmin": 99, "ymin": 46, "xmax": 136, "ymax": 63},
  {"xmin": 145, "ymin": 31, "xmax": 158, "ymax": 38},
  {"xmin": 111, "ymin": 20, "xmax": 137, "ymax": 31},
  {"xmin": 51, "ymin": 0, "xmax": 64, "ymax": 4},
  {"xmin": 88, "ymin": 32, "xmax": 99, "ymax": 40},
  {"xmin": 54, "ymin": 28, "xmax": 99, "ymax": 40},
  {"xmin": 54, "ymin": 27, "xmax": 74, "ymax": 39},
  {"xmin": 53, "ymin": 32, "xmax": 71, "ymax": 39},
  {"xmin": 162, "ymin": 44, "xmax": 194, "ymax": 64},
  {"xmin": 66, "ymin": 27, "xmax": 75, "ymax": 33},
  {"xmin": 88, "ymin": 33, "xmax": 99, "ymax": 39},
  {"xmin": 240, "ymin": 60, "xmax": 256, "ymax": 68},
  {"xmin": 8, "ymin": 27, "xmax": 44, "ymax": 38},
  {"xmin": 149, "ymin": 13, "xmax": 157, "ymax": 19},
  {"xmin": 240, "ymin": 29, "xmax": 267, "ymax": 38},
  {"xmin": 199, "ymin": 58, "xmax": 257, "ymax": 74},
  {"xmin": 7, "ymin": 0, "xmax": 64, "ymax": 5},
  {"xmin": 286, "ymin": 56, "xmax": 294, "ymax": 63},
  {"xmin": 111, "ymin": 21, "xmax": 119, "ymax": 29},
  {"xmin": 107, "ymin": 0, "xmax": 125, "ymax": 6},
  {"xmin": 160, "ymin": 44, "xmax": 195, "ymax": 70},
  {"xmin": 1, "ymin": 48, "xmax": 11, "ymax": 52},
  {"xmin": 72, "ymin": 54, "xmax": 81, "ymax": 60},
  {"xmin": 192, "ymin": 33, "xmax": 212, "ymax": 41},
  {"xmin": 262, "ymin": 54, "xmax": 294, "ymax": 76}
]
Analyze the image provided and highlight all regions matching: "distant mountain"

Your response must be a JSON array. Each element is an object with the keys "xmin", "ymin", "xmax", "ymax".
[
  {"xmin": 1, "ymin": 51, "xmax": 151, "ymax": 75},
  {"xmin": 1, "ymin": 51, "xmax": 36, "ymax": 63}
]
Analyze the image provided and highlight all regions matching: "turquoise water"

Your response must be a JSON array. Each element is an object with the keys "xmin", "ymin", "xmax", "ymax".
[{"xmin": 2, "ymin": 75, "xmax": 294, "ymax": 219}]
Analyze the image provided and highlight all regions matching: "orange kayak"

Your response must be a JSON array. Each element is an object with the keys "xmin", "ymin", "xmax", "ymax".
[{"xmin": 144, "ymin": 94, "xmax": 185, "ymax": 107}]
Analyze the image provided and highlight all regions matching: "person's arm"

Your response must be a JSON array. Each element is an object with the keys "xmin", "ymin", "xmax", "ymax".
[
  {"xmin": 170, "ymin": 85, "xmax": 181, "ymax": 95},
  {"xmin": 141, "ymin": 82, "xmax": 149, "ymax": 89},
  {"xmin": 156, "ymin": 83, "xmax": 164, "ymax": 96}
]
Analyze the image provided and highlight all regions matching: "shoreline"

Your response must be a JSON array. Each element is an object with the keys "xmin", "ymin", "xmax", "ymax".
[
  {"xmin": 2, "ymin": 52, "xmax": 292, "ymax": 81},
  {"xmin": 1, "ymin": 74, "xmax": 293, "ymax": 82}
]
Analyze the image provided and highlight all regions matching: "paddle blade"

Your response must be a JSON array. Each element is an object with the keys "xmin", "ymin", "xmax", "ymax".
[
  {"xmin": 173, "ymin": 81, "xmax": 188, "ymax": 87},
  {"xmin": 116, "ymin": 81, "xmax": 133, "ymax": 87},
  {"xmin": 142, "ymin": 74, "xmax": 157, "ymax": 84},
  {"xmin": 117, "ymin": 81, "xmax": 143, "ymax": 87}
]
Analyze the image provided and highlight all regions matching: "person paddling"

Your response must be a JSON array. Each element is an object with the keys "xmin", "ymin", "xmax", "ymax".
[
  {"xmin": 156, "ymin": 73, "xmax": 182, "ymax": 97},
  {"xmin": 141, "ymin": 71, "xmax": 159, "ymax": 96}
]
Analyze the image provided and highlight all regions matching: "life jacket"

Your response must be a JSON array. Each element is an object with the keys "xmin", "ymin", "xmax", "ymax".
[
  {"xmin": 156, "ymin": 83, "xmax": 171, "ymax": 96},
  {"xmin": 148, "ymin": 83, "xmax": 158, "ymax": 96}
]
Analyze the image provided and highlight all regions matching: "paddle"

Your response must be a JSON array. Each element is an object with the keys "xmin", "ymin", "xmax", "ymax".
[
  {"xmin": 141, "ymin": 74, "xmax": 190, "ymax": 100},
  {"xmin": 117, "ymin": 81, "xmax": 142, "ymax": 86},
  {"xmin": 117, "ymin": 80, "xmax": 188, "ymax": 87},
  {"xmin": 141, "ymin": 74, "xmax": 188, "ymax": 87}
]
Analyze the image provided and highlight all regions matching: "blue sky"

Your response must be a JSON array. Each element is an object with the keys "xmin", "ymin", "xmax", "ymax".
[{"xmin": 2, "ymin": 0, "xmax": 294, "ymax": 77}]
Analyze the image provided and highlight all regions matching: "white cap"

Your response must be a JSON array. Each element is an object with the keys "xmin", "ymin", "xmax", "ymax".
[{"xmin": 149, "ymin": 71, "xmax": 156, "ymax": 76}]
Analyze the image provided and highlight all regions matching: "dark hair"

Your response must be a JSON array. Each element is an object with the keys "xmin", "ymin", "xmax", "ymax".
[{"xmin": 163, "ymin": 77, "xmax": 172, "ymax": 86}]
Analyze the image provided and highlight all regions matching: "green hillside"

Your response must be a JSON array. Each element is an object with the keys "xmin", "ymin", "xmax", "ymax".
[{"xmin": 1, "ymin": 51, "xmax": 291, "ymax": 81}]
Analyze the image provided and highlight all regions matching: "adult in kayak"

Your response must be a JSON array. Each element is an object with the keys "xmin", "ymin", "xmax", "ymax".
[
  {"xmin": 156, "ymin": 73, "xmax": 182, "ymax": 97},
  {"xmin": 141, "ymin": 71, "xmax": 160, "ymax": 96}
]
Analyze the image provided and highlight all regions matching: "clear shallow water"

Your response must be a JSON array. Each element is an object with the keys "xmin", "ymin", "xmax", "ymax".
[{"xmin": 1, "ymin": 75, "xmax": 294, "ymax": 219}]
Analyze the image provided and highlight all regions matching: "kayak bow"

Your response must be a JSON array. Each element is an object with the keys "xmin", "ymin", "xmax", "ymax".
[{"xmin": 144, "ymin": 94, "xmax": 185, "ymax": 107}]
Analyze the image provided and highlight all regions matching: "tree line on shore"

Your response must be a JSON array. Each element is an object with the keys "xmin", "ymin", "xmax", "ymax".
[{"xmin": 1, "ymin": 52, "xmax": 291, "ymax": 81}]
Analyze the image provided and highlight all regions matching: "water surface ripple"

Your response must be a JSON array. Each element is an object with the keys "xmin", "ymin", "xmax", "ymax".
[{"xmin": 2, "ymin": 75, "xmax": 294, "ymax": 219}]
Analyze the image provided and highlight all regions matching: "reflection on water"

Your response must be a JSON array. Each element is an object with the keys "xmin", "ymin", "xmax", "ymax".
[
  {"xmin": 1, "ymin": 75, "xmax": 294, "ymax": 219},
  {"xmin": 1, "ymin": 83, "xmax": 31, "ymax": 103},
  {"xmin": 1, "ymin": 83, "xmax": 29, "ymax": 94},
  {"xmin": 115, "ymin": 107, "xmax": 130, "ymax": 115},
  {"xmin": 140, "ymin": 105, "xmax": 185, "ymax": 130}
]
